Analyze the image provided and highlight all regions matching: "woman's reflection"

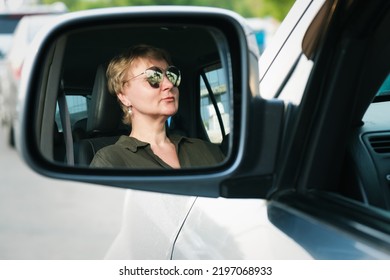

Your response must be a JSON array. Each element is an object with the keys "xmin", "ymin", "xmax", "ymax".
[{"xmin": 90, "ymin": 44, "xmax": 225, "ymax": 168}]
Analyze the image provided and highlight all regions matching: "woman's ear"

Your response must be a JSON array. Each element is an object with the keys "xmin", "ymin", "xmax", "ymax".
[{"xmin": 117, "ymin": 92, "xmax": 131, "ymax": 107}]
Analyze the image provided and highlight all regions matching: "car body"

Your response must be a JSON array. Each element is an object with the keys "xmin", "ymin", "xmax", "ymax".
[
  {"xmin": 0, "ymin": 6, "xmax": 66, "ymax": 146},
  {"xmin": 0, "ymin": 2, "xmax": 66, "ymax": 58},
  {"xmin": 16, "ymin": 0, "xmax": 390, "ymax": 259}
]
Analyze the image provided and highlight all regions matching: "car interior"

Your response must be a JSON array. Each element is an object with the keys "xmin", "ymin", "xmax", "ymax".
[
  {"xmin": 342, "ymin": 73, "xmax": 390, "ymax": 210},
  {"xmin": 263, "ymin": 0, "xmax": 390, "ymax": 214},
  {"xmin": 332, "ymin": 6, "xmax": 390, "ymax": 211},
  {"xmin": 48, "ymin": 24, "xmax": 233, "ymax": 167}
]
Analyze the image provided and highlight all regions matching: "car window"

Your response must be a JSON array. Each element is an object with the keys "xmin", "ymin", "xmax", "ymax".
[
  {"xmin": 343, "ymin": 72, "xmax": 390, "ymax": 210},
  {"xmin": 0, "ymin": 15, "xmax": 22, "ymax": 57},
  {"xmin": 199, "ymin": 65, "xmax": 230, "ymax": 144},
  {"xmin": 0, "ymin": 16, "xmax": 20, "ymax": 33},
  {"xmin": 55, "ymin": 95, "xmax": 89, "ymax": 132},
  {"xmin": 376, "ymin": 73, "xmax": 390, "ymax": 97}
]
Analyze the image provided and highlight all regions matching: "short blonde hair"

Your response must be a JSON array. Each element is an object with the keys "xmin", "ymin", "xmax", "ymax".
[{"xmin": 106, "ymin": 44, "xmax": 173, "ymax": 125}]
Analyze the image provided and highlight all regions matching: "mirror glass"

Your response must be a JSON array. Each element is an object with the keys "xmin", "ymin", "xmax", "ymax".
[{"xmin": 34, "ymin": 22, "xmax": 234, "ymax": 170}]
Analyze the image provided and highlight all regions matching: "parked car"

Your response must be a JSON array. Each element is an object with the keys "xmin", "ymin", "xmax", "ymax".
[
  {"xmin": 16, "ymin": 0, "xmax": 390, "ymax": 259},
  {"xmin": 0, "ymin": 12, "xmax": 37, "ymax": 141},
  {"xmin": 0, "ymin": 13, "xmax": 21, "ymax": 59},
  {"xmin": 0, "ymin": 3, "xmax": 66, "ymax": 56},
  {"xmin": 0, "ymin": 14, "xmax": 62, "ymax": 146}
]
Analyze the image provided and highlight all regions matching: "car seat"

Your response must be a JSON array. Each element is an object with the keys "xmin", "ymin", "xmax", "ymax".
[
  {"xmin": 53, "ymin": 121, "xmax": 66, "ymax": 162},
  {"xmin": 74, "ymin": 64, "xmax": 130, "ymax": 166}
]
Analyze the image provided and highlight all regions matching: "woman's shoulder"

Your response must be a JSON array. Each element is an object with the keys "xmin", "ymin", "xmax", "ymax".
[
  {"xmin": 174, "ymin": 135, "xmax": 220, "ymax": 148},
  {"xmin": 90, "ymin": 138, "xmax": 129, "ymax": 167},
  {"xmin": 170, "ymin": 134, "xmax": 226, "ymax": 162},
  {"xmin": 97, "ymin": 142, "xmax": 123, "ymax": 155}
]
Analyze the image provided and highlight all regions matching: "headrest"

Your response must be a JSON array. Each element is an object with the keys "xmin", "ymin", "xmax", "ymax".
[{"xmin": 86, "ymin": 65, "xmax": 123, "ymax": 135}]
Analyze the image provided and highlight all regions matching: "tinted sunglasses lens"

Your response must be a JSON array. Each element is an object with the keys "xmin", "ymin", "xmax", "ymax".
[
  {"xmin": 145, "ymin": 68, "xmax": 163, "ymax": 88},
  {"xmin": 166, "ymin": 66, "xmax": 181, "ymax": 87}
]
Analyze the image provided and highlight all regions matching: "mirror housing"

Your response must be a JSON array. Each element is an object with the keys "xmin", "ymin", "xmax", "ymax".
[{"xmin": 18, "ymin": 6, "xmax": 285, "ymax": 198}]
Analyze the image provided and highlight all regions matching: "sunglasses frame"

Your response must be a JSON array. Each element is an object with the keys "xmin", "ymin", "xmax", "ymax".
[{"xmin": 124, "ymin": 65, "xmax": 181, "ymax": 89}]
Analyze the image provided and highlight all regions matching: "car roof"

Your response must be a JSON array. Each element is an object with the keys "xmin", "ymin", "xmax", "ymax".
[{"xmin": 61, "ymin": 23, "xmax": 222, "ymax": 95}]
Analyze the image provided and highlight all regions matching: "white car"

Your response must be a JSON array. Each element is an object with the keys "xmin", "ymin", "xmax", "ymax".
[
  {"xmin": 0, "ymin": 12, "xmax": 64, "ymax": 147},
  {"xmin": 0, "ymin": 13, "xmax": 21, "ymax": 59},
  {"xmin": 16, "ymin": 0, "xmax": 390, "ymax": 259}
]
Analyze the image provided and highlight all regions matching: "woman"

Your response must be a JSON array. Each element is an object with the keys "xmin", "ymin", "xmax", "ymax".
[{"xmin": 90, "ymin": 44, "xmax": 225, "ymax": 169}]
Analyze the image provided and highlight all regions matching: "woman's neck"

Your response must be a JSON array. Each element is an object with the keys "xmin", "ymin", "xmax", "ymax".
[
  {"xmin": 130, "ymin": 118, "xmax": 168, "ymax": 146},
  {"xmin": 129, "ymin": 117, "xmax": 180, "ymax": 168}
]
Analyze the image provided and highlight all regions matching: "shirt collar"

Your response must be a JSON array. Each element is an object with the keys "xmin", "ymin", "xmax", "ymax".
[{"xmin": 116, "ymin": 134, "xmax": 192, "ymax": 152}]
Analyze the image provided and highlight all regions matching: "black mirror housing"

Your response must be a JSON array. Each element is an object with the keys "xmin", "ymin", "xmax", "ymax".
[{"xmin": 18, "ymin": 6, "xmax": 285, "ymax": 198}]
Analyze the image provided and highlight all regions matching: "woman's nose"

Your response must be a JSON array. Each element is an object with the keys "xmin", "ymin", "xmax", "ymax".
[{"xmin": 160, "ymin": 74, "xmax": 174, "ymax": 89}]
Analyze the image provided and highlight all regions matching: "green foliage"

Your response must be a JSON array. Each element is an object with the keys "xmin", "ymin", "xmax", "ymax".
[
  {"xmin": 259, "ymin": 0, "xmax": 295, "ymax": 20},
  {"xmin": 41, "ymin": 0, "xmax": 295, "ymax": 20}
]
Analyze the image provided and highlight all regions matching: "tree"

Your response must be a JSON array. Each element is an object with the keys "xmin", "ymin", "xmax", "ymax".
[
  {"xmin": 259, "ymin": 0, "xmax": 295, "ymax": 20},
  {"xmin": 41, "ymin": 0, "xmax": 294, "ymax": 20}
]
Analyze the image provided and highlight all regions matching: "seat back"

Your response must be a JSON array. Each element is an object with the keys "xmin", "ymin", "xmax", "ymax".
[
  {"xmin": 75, "ymin": 136, "xmax": 121, "ymax": 166},
  {"xmin": 74, "ymin": 65, "xmax": 129, "ymax": 166},
  {"xmin": 86, "ymin": 64, "xmax": 125, "ymax": 136}
]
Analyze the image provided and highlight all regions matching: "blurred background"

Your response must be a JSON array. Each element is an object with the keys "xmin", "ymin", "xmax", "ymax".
[
  {"xmin": 0, "ymin": 0, "xmax": 294, "ymax": 259},
  {"xmin": 1, "ymin": 0, "xmax": 293, "ymax": 55}
]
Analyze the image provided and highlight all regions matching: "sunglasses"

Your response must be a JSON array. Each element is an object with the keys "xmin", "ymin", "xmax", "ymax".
[{"xmin": 124, "ymin": 65, "xmax": 181, "ymax": 89}]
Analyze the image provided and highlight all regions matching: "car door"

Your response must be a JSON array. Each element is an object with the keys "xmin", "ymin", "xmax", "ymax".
[{"xmin": 173, "ymin": 0, "xmax": 390, "ymax": 259}]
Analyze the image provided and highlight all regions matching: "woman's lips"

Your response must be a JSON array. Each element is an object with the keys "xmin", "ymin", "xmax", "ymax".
[{"xmin": 162, "ymin": 96, "xmax": 175, "ymax": 102}]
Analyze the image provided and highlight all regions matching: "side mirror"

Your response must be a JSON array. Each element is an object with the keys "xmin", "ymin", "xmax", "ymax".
[{"xmin": 18, "ymin": 6, "xmax": 285, "ymax": 198}]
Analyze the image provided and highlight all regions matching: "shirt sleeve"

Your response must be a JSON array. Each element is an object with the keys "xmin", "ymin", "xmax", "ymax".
[
  {"xmin": 90, "ymin": 149, "xmax": 115, "ymax": 167},
  {"xmin": 178, "ymin": 138, "xmax": 225, "ymax": 167},
  {"xmin": 90, "ymin": 146, "xmax": 129, "ymax": 168}
]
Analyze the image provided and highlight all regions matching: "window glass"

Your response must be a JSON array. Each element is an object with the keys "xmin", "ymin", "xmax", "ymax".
[
  {"xmin": 0, "ymin": 17, "xmax": 20, "ymax": 33},
  {"xmin": 363, "ymin": 73, "xmax": 390, "ymax": 123},
  {"xmin": 200, "ymin": 66, "xmax": 230, "ymax": 143},
  {"xmin": 376, "ymin": 73, "xmax": 390, "ymax": 96},
  {"xmin": 55, "ymin": 95, "xmax": 88, "ymax": 132}
]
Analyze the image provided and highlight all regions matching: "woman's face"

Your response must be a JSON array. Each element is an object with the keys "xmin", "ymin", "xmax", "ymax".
[{"xmin": 118, "ymin": 57, "xmax": 179, "ymax": 123}]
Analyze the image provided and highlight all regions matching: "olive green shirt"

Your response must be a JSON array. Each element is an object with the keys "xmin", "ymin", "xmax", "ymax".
[{"xmin": 90, "ymin": 135, "xmax": 225, "ymax": 169}]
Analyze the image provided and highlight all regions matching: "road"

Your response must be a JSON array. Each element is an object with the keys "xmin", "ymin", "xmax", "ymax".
[{"xmin": 0, "ymin": 125, "xmax": 127, "ymax": 259}]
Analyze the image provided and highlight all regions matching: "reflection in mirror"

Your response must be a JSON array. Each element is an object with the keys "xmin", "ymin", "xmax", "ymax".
[{"xmin": 38, "ymin": 24, "xmax": 233, "ymax": 169}]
